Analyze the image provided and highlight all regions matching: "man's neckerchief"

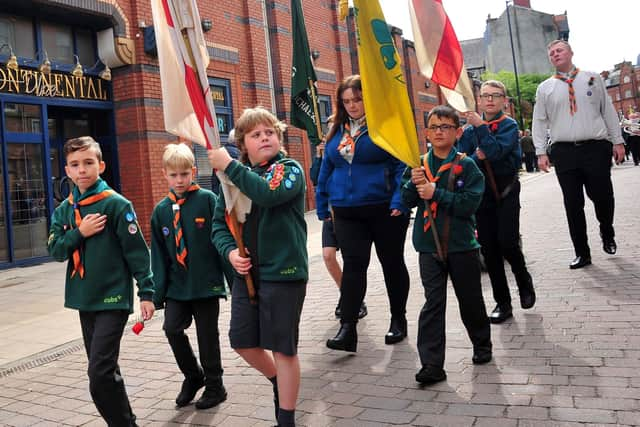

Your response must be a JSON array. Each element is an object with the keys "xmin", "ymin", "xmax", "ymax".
[
  {"xmin": 67, "ymin": 179, "xmax": 115, "ymax": 278},
  {"xmin": 554, "ymin": 67, "xmax": 580, "ymax": 115},
  {"xmin": 167, "ymin": 183, "xmax": 200, "ymax": 269}
]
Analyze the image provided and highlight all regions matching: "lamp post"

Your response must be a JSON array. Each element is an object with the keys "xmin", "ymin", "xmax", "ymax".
[{"xmin": 505, "ymin": 1, "xmax": 525, "ymax": 129}]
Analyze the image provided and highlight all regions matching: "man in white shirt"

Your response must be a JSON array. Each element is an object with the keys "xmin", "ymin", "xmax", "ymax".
[{"xmin": 532, "ymin": 40, "xmax": 625, "ymax": 270}]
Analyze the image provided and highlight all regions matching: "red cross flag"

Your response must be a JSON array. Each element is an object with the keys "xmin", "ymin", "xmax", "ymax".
[{"xmin": 409, "ymin": 0, "xmax": 476, "ymax": 112}]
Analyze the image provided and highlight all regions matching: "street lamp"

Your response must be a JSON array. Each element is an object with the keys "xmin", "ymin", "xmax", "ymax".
[{"xmin": 505, "ymin": 1, "xmax": 525, "ymax": 129}]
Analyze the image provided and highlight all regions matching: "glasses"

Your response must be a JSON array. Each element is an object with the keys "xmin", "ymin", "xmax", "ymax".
[
  {"xmin": 342, "ymin": 97, "xmax": 362, "ymax": 106},
  {"xmin": 427, "ymin": 124, "xmax": 457, "ymax": 132},
  {"xmin": 479, "ymin": 93, "xmax": 505, "ymax": 100}
]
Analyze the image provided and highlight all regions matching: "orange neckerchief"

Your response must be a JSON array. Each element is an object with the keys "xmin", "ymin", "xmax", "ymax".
[
  {"xmin": 68, "ymin": 189, "xmax": 115, "ymax": 278},
  {"xmin": 554, "ymin": 67, "xmax": 580, "ymax": 115},
  {"xmin": 422, "ymin": 149, "xmax": 456, "ymax": 232},
  {"xmin": 483, "ymin": 112, "xmax": 509, "ymax": 133},
  {"xmin": 337, "ymin": 120, "xmax": 366, "ymax": 157},
  {"xmin": 167, "ymin": 184, "xmax": 200, "ymax": 269}
]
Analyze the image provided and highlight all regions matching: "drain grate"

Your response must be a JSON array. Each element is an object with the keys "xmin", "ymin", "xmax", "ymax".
[{"xmin": 0, "ymin": 339, "xmax": 85, "ymax": 378}]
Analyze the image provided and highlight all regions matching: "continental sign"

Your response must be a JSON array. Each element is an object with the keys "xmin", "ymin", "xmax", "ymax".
[{"xmin": 0, "ymin": 66, "xmax": 110, "ymax": 101}]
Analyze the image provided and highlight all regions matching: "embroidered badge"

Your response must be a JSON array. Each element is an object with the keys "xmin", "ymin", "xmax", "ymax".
[
  {"xmin": 268, "ymin": 163, "xmax": 286, "ymax": 190},
  {"xmin": 162, "ymin": 226, "xmax": 170, "ymax": 236},
  {"xmin": 195, "ymin": 217, "xmax": 205, "ymax": 228},
  {"xmin": 284, "ymin": 179, "xmax": 293, "ymax": 189},
  {"xmin": 125, "ymin": 212, "xmax": 134, "ymax": 222},
  {"xmin": 128, "ymin": 223, "xmax": 138, "ymax": 234},
  {"xmin": 291, "ymin": 166, "xmax": 301, "ymax": 175},
  {"xmin": 288, "ymin": 173, "xmax": 297, "ymax": 182},
  {"xmin": 456, "ymin": 178, "xmax": 465, "ymax": 189}
]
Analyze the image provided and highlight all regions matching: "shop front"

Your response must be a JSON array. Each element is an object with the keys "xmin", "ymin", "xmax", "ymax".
[{"xmin": 0, "ymin": 64, "xmax": 114, "ymax": 267}]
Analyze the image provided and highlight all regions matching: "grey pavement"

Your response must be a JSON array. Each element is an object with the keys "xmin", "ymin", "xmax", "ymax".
[{"xmin": 1, "ymin": 165, "xmax": 639, "ymax": 426}]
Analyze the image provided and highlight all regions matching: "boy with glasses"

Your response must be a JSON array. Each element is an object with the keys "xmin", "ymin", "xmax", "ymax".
[
  {"xmin": 403, "ymin": 105, "xmax": 492, "ymax": 385},
  {"xmin": 457, "ymin": 80, "xmax": 536, "ymax": 325}
]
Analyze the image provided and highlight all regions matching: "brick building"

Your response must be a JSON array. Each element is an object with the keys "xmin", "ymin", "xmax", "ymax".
[
  {"xmin": 602, "ymin": 61, "xmax": 640, "ymax": 118},
  {"xmin": 0, "ymin": 0, "xmax": 442, "ymax": 268}
]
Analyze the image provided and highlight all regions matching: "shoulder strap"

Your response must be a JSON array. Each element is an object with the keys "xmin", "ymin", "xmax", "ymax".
[{"xmin": 440, "ymin": 153, "xmax": 464, "ymax": 259}]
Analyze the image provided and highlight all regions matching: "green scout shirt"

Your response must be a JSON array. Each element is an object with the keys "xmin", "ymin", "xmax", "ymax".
[
  {"xmin": 151, "ymin": 187, "xmax": 227, "ymax": 308},
  {"xmin": 401, "ymin": 149, "xmax": 485, "ymax": 254},
  {"xmin": 212, "ymin": 153, "xmax": 308, "ymax": 283},
  {"xmin": 47, "ymin": 178, "xmax": 154, "ymax": 313}
]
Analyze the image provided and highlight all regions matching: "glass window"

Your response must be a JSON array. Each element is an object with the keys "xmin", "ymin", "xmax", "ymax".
[
  {"xmin": 8, "ymin": 144, "xmax": 48, "ymax": 259},
  {"xmin": 42, "ymin": 22, "xmax": 73, "ymax": 64},
  {"xmin": 76, "ymin": 29, "xmax": 95, "ymax": 66},
  {"xmin": 623, "ymin": 75, "xmax": 631, "ymax": 84},
  {"xmin": 318, "ymin": 95, "xmax": 332, "ymax": 135},
  {"xmin": 0, "ymin": 14, "xmax": 35, "ymax": 59},
  {"xmin": 4, "ymin": 103, "xmax": 42, "ymax": 133},
  {"xmin": 625, "ymin": 90, "xmax": 632, "ymax": 99}
]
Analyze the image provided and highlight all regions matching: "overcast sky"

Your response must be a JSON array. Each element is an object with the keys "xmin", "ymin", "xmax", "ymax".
[{"xmin": 377, "ymin": 0, "xmax": 639, "ymax": 73}]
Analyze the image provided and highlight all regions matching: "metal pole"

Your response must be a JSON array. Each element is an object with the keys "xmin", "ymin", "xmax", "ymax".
[{"xmin": 505, "ymin": 1, "xmax": 525, "ymax": 128}]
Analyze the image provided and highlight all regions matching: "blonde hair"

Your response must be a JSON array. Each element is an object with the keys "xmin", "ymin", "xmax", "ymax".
[
  {"xmin": 480, "ymin": 80, "xmax": 507, "ymax": 96},
  {"xmin": 547, "ymin": 39, "xmax": 572, "ymax": 52},
  {"xmin": 162, "ymin": 143, "xmax": 195, "ymax": 170},
  {"xmin": 64, "ymin": 136, "xmax": 102, "ymax": 161},
  {"xmin": 234, "ymin": 106, "xmax": 287, "ymax": 163}
]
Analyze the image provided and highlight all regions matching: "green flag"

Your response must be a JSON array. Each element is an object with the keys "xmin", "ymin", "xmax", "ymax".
[{"xmin": 290, "ymin": 0, "xmax": 321, "ymax": 145}]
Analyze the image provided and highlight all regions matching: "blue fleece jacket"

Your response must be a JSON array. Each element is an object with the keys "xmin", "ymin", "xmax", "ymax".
[{"xmin": 315, "ymin": 123, "xmax": 408, "ymax": 220}]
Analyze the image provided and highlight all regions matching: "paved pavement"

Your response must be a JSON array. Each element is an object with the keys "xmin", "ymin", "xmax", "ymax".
[{"xmin": 0, "ymin": 165, "xmax": 639, "ymax": 426}]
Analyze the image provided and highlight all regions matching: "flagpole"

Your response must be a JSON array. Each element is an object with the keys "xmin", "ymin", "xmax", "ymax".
[
  {"xmin": 308, "ymin": 79, "xmax": 324, "ymax": 144},
  {"xmin": 179, "ymin": 15, "xmax": 257, "ymax": 303}
]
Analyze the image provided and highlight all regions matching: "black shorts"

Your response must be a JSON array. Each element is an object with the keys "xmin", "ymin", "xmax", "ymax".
[
  {"xmin": 321, "ymin": 218, "xmax": 339, "ymax": 249},
  {"xmin": 229, "ymin": 277, "xmax": 306, "ymax": 356}
]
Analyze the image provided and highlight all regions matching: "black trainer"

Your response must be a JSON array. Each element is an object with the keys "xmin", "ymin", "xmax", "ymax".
[
  {"xmin": 195, "ymin": 385, "xmax": 227, "ymax": 410},
  {"xmin": 415, "ymin": 365, "xmax": 446, "ymax": 385},
  {"xmin": 175, "ymin": 376, "xmax": 205, "ymax": 407}
]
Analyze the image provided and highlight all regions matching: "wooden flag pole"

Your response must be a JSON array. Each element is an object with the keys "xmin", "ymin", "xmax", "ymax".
[{"xmin": 308, "ymin": 79, "xmax": 324, "ymax": 143}]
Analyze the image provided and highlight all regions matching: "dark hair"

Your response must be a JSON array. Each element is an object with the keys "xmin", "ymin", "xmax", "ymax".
[
  {"xmin": 427, "ymin": 105, "xmax": 460, "ymax": 128},
  {"xmin": 325, "ymin": 74, "xmax": 362, "ymax": 142},
  {"xmin": 63, "ymin": 136, "xmax": 103, "ymax": 161}
]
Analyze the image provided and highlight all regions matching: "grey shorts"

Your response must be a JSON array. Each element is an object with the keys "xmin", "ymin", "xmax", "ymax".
[{"xmin": 229, "ymin": 277, "xmax": 306, "ymax": 356}]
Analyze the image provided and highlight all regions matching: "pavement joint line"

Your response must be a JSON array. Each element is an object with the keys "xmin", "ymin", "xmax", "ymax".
[{"xmin": 0, "ymin": 313, "xmax": 166, "ymax": 378}]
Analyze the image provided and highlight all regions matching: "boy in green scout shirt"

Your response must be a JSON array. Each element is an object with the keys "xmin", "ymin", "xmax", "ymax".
[
  {"xmin": 150, "ymin": 143, "xmax": 228, "ymax": 410},
  {"xmin": 48, "ymin": 136, "xmax": 155, "ymax": 427},
  {"xmin": 401, "ymin": 106, "xmax": 492, "ymax": 386},
  {"xmin": 209, "ymin": 107, "xmax": 307, "ymax": 427}
]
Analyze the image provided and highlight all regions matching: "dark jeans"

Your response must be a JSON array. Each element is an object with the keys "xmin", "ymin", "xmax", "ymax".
[
  {"xmin": 524, "ymin": 152, "xmax": 537, "ymax": 172},
  {"xmin": 628, "ymin": 135, "xmax": 640, "ymax": 165},
  {"xmin": 164, "ymin": 298, "xmax": 223, "ymax": 388},
  {"xmin": 79, "ymin": 310, "xmax": 136, "ymax": 427},
  {"xmin": 549, "ymin": 141, "xmax": 615, "ymax": 257},
  {"xmin": 476, "ymin": 179, "xmax": 532, "ymax": 306},
  {"xmin": 416, "ymin": 251, "xmax": 491, "ymax": 368},
  {"xmin": 332, "ymin": 203, "xmax": 410, "ymax": 324}
]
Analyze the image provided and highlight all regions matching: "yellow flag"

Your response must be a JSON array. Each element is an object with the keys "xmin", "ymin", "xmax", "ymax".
[
  {"xmin": 353, "ymin": 0, "xmax": 420, "ymax": 168},
  {"xmin": 338, "ymin": 0, "xmax": 349, "ymax": 21}
]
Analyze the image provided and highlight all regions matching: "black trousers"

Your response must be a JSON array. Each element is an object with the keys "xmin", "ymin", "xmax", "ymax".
[
  {"xmin": 549, "ymin": 141, "xmax": 615, "ymax": 257},
  {"xmin": 476, "ymin": 178, "xmax": 532, "ymax": 306},
  {"xmin": 416, "ymin": 251, "xmax": 491, "ymax": 368},
  {"xmin": 332, "ymin": 203, "xmax": 410, "ymax": 324},
  {"xmin": 79, "ymin": 310, "xmax": 136, "ymax": 427},
  {"xmin": 628, "ymin": 135, "xmax": 640, "ymax": 165},
  {"xmin": 164, "ymin": 298, "xmax": 223, "ymax": 388},
  {"xmin": 524, "ymin": 152, "xmax": 537, "ymax": 172}
]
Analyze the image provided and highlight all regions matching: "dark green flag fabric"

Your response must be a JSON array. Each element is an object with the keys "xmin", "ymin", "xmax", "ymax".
[{"xmin": 290, "ymin": 0, "xmax": 321, "ymax": 145}]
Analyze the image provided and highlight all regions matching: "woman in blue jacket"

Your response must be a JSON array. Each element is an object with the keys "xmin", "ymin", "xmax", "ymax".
[{"xmin": 316, "ymin": 74, "xmax": 410, "ymax": 352}]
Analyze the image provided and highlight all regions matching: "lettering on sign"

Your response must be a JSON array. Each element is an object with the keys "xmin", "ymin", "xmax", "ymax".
[{"xmin": 0, "ymin": 66, "xmax": 110, "ymax": 101}]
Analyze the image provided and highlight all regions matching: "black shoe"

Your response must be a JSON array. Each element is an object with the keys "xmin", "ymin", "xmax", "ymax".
[
  {"xmin": 326, "ymin": 322, "xmax": 357, "ymax": 352},
  {"xmin": 602, "ymin": 237, "xmax": 617, "ymax": 255},
  {"xmin": 489, "ymin": 304, "xmax": 512, "ymax": 324},
  {"xmin": 569, "ymin": 255, "xmax": 592, "ymax": 269},
  {"xmin": 195, "ymin": 385, "xmax": 227, "ymax": 410},
  {"xmin": 516, "ymin": 272, "xmax": 536, "ymax": 309},
  {"xmin": 334, "ymin": 304, "xmax": 341, "ymax": 319},
  {"xmin": 520, "ymin": 290, "xmax": 536, "ymax": 309},
  {"xmin": 175, "ymin": 376, "xmax": 205, "ymax": 407},
  {"xmin": 357, "ymin": 301, "xmax": 368, "ymax": 319},
  {"xmin": 415, "ymin": 365, "xmax": 446, "ymax": 385},
  {"xmin": 384, "ymin": 317, "xmax": 407, "ymax": 345},
  {"xmin": 472, "ymin": 348, "xmax": 493, "ymax": 365}
]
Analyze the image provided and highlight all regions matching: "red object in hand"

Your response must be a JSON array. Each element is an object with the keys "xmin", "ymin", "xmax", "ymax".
[
  {"xmin": 453, "ymin": 164, "xmax": 463, "ymax": 175},
  {"xmin": 132, "ymin": 321, "xmax": 144, "ymax": 335}
]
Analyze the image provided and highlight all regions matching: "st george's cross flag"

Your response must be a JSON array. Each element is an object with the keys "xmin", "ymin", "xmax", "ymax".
[
  {"xmin": 150, "ymin": 0, "xmax": 251, "ymax": 221},
  {"xmin": 409, "ymin": 0, "xmax": 476, "ymax": 112},
  {"xmin": 352, "ymin": 0, "xmax": 421, "ymax": 168}
]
